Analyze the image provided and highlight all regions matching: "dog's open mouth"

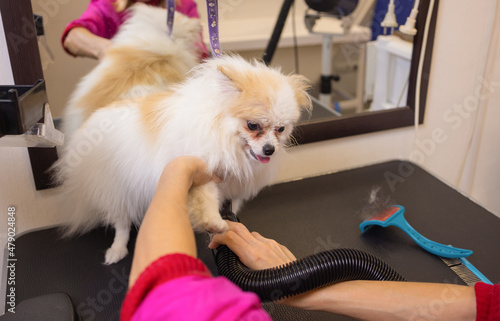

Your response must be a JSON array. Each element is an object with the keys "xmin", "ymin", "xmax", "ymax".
[{"xmin": 249, "ymin": 149, "xmax": 271, "ymax": 164}]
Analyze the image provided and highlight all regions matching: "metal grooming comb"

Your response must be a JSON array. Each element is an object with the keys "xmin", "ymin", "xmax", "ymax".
[{"xmin": 440, "ymin": 257, "xmax": 493, "ymax": 287}]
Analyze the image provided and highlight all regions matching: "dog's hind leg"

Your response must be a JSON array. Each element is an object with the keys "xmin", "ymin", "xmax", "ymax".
[{"xmin": 104, "ymin": 219, "xmax": 131, "ymax": 264}]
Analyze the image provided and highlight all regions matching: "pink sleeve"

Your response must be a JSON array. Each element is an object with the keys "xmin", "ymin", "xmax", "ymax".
[
  {"xmin": 62, "ymin": 0, "xmax": 209, "ymax": 59},
  {"xmin": 120, "ymin": 253, "xmax": 270, "ymax": 321},
  {"xmin": 61, "ymin": 0, "xmax": 122, "ymax": 55},
  {"xmin": 175, "ymin": 0, "xmax": 210, "ymax": 59},
  {"xmin": 176, "ymin": 0, "xmax": 201, "ymax": 18},
  {"xmin": 131, "ymin": 275, "xmax": 272, "ymax": 321},
  {"xmin": 475, "ymin": 282, "xmax": 500, "ymax": 321}
]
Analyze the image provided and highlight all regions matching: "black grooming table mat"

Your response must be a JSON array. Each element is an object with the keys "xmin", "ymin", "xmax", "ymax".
[{"xmin": 4, "ymin": 161, "xmax": 500, "ymax": 321}]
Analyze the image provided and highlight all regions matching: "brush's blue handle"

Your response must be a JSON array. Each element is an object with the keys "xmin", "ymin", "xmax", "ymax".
[{"xmin": 390, "ymin": 214, "xmax": 473, "ymax": 258}]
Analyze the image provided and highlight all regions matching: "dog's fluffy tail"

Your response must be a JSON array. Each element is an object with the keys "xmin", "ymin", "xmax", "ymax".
[
  {"xmin": 51, "ymin": 159, "xmax": 104, "ymax": 238},
  {"xmin": 57, "ymin": 199, "xmax": 102, "ymax": 239}
]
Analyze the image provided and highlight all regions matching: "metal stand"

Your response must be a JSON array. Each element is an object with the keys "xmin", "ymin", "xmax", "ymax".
[
  {"xmin": 305, "ymin": 1, "xmax": 374, "ymax": 114},
  {"xmin": 262, "ymin": 0, "xmax": 294, "ymax": 66}
]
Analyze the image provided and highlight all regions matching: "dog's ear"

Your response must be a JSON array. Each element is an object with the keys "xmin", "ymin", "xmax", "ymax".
[
  {"xmin": 217, "ymin": 65, "xmax": 244, "ymax": 92},
  {"xmin": 288, "ymin": 74, "xmax": 312, "ymax": 113}
]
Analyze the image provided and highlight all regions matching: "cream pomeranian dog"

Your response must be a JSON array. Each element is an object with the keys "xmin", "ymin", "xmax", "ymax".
[{"xmin": 54, "ymin": 4, "xmax": 312, "ymax": 264}]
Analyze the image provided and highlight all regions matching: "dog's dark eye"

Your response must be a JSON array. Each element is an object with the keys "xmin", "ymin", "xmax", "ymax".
[
  {"xmin": 247, "ymin": 121, "xmax": 260, "ymax": 131},
  {"xmin": 277, "ymin": 126, "xmax": 285, "ymax": 133}
]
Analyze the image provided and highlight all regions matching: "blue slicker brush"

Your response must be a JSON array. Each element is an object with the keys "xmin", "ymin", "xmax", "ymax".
[{"xmin": 359, "ymin": 205, "xmax": 473, "ymax": 258}]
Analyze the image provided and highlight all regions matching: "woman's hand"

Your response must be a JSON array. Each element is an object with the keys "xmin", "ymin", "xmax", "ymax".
[
  {"xmin": 208, "ymin": 221, "xmax": 317, "ymax": 308},
  {"xmin": 209, "ymin": 221, "xmax": 296, "ymax": 270}
]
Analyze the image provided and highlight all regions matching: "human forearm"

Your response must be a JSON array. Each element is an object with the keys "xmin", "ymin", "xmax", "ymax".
[
  {"xmin": 285, "ymin": 280, "xmax": 476, "ymax": 321},
  {"xmin": 128, "ymin": 157, "xmax": 216, "ymax": 287},
  {"xmin": 63, "ymin": 27, "xmax": 111, "ymax": 59},
  {"xmin": 128, "ymin": 172, "xmax": 195, "ymax": 287}
]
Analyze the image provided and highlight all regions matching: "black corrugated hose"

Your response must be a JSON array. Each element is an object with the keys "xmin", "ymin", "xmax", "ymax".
[{"xmin": 213, "ymin": 202, "xmax": 406, "ymax": 302}]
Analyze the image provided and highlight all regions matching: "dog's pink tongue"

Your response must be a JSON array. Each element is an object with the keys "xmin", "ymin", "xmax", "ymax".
[{"xmin": 256, "ymin": 155, "xmax": 271, "ymax": 164}]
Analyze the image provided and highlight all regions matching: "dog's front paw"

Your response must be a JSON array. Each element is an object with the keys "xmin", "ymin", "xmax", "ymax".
[
  {"xmin": 104, "ymin": 246, "xmax": 128, "ymax": 265},
  {"xmin": 203, "ymin": 217, "xmax": 229, "ymax": 234}
]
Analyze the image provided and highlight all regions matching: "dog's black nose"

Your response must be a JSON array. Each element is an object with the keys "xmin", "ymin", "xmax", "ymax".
[{"xmin": 262, "ymin": 144, "xmax": 275, "ymax": 156}]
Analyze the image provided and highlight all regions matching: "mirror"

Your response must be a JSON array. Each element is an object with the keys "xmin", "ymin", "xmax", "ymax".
[
  {"xmin": 23, "ymin": 0, "xmax": 437, "ymax": 146},
  {"xmin": 294, "ymin": 0, "xmax": 439, "ymax": 144}
]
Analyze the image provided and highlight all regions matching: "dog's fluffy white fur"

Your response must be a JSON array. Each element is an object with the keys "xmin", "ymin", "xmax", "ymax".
[{"xmin": 54, "ymin": 4, "xmax": 312, "ymax": 264}]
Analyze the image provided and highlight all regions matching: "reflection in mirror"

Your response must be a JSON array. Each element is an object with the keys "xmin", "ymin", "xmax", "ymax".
[
  {"xmin": 301, "ymin": 0, "xmax": 418, "ymax": 118},
  {"xmin": 295, "ymin": 0, "xmax": 438, "ymax": 144},
  {"xmin": 29, "ymin": 0, "xmax": 437, "ymax": 145}
]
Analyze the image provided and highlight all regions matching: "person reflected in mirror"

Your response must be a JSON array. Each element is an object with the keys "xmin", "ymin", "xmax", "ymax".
[{"xmin": 61, "ymin": 0, "xmax": 208, "ymax": 60}]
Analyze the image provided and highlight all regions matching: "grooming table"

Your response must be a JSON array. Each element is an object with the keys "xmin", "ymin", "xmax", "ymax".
[{"xmin": 3, "ymin": 161, "xmax": 500, "ymax": 321}]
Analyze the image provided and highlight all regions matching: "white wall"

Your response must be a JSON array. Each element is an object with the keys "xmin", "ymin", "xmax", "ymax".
[
  {"xmin": 409, "ymin": 0, "xmax": 500, "ymax": 215},
  {"xmin": 0, "ymin": 13, "xmax": 14, "ymax": 85}
]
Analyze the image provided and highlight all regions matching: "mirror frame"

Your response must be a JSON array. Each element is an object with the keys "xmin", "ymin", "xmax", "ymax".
[{"xmin": 295, "ymin": 0, "xmax": 439, "ymax": 144}]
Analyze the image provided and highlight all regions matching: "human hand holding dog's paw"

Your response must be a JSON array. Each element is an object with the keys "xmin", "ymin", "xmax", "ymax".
[
  {"xmin": 158, "ymin": 156, "xmax": 221, "ymax": 193},
  {"xmin": 164, "ymin": 157, "xmax": 227, "ymax": 234}
]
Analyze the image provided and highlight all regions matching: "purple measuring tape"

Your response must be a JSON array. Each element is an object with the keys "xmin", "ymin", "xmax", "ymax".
[{"xmin": 165, "ymin": 0, "xmax": 222, "ymax": 58}]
